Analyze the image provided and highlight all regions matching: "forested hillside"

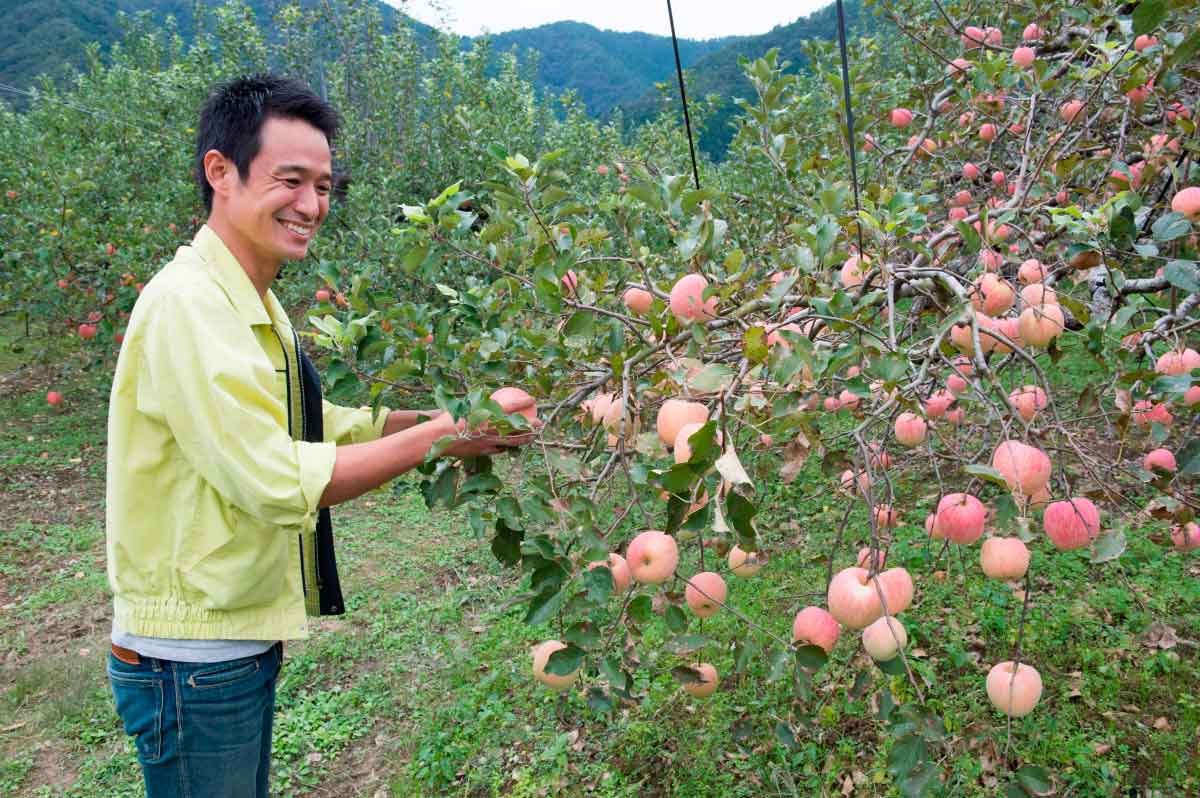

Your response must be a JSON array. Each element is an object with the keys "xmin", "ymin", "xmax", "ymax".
[
  {"xmin": 619, "ymin": 0, "xmax": 877, "ymax": 158},
  {"xmin": 0, "ymin": 0, "xmax": 726, "ymax": 122}
]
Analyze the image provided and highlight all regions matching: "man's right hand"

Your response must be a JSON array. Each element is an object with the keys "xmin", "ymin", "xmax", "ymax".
[{"xmin": 440, "ymin": 392, "xmax": 541, "ymax": 458}]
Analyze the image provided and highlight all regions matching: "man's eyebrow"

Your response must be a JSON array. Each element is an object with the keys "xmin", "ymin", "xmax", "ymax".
[{"xmin": 274, "ymin": 163, "xmax": 333, "ymax": 182}]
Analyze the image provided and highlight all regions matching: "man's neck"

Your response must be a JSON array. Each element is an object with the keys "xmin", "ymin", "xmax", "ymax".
[{"xmin": 205, "ymin": 215, "xmax": 279, "ymax": 300}]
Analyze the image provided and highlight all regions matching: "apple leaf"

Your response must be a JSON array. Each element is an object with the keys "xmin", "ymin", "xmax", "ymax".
[
  {"xmin": 666, "ymin": 634, "xmax": 712, "ymax": 655},
  {"xmin": 715, "ymin": 446, "xmax": 753, "ymax": 486},
  {"xmin": 1015, "ymin": 765, "xmax": 1055, "ymax": 796},
  {"xmin": 1163, "ymin": 259, "xmax": 1200, "ymax": 292},
  {"xmin": 766, "ymin": 649, "xmax": 791, "ymax": 681},
  {"xmin": 774, "ymin": 721, "xmax": 798, "ymax": 750},
  {"xmin": 670, "ymin": 664, "xmax": 704, "ymax": 684},
  {"xmin": 1091, "ymin": 526, "xmax": 1126, "ymax": 563},
  {"xmin": 545, "ymin": 643, "xmax": 583, "ymax": 676},
  {"xmin": 582, "ymin": 565, "xmax": 613, "ymax": 604},
  {"xmin": 964, "ymin": 464, "xmax": 1007, "ymax": 485},
  {"xmin": 586, "ymin": 687, "xmax": 613, "ymax": 713},
  {"xmin": 1132, "ymin": 0, "xmax": 1167, "ymax": 36},
  {"xmin": 898, "ymin": 761, "xmax": 939, "ymax": 797},
  {"xmin": 794, "ymin": 643, "xmax": 828, "ymax": 670},
  {"xmin": 888, "ymin": 733, "xmax": 927, "ymax": 776},
  {"xmin": 524, "ymin": 585, "xmax": 563, "ymax": 626}
]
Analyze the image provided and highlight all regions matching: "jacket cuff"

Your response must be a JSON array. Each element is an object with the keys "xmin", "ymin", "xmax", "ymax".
[{"xmin": 296, "ymin": 440, "xmax": 338, "ymax": 514}]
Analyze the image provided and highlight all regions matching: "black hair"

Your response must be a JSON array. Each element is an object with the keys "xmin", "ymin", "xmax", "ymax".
[{"xmin": 194, "ymin": 74, "xmax": 340, "ymax": 212}]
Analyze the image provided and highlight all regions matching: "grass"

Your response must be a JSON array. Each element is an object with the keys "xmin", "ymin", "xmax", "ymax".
[{"xmin": 1, "ymin": 315, "xmax": 1198, "ymax": 797}]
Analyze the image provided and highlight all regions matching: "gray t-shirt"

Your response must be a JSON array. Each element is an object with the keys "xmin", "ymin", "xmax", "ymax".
[{"xmin": 111, "ymin": 618, "xmax": 276, "ymax": 663}]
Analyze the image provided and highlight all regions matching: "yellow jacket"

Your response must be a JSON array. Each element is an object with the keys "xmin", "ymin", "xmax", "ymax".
[{"xmin": 106, "ymin": 225, "xmax": 386, "ymax": 640}]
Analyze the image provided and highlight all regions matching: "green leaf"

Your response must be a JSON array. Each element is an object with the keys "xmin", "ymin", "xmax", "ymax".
[
  {"xmin": 888, "ymin": 733, "xmax": 927, "ymax": 776},
  {"xmin": 1176, "ymin": 438, "xmax": 1200, "ymax": 476},
  {"xmin": 490, "ymin": 519, "xmax": 524, "ymax": 566},
  {"xmin": 563, "ymin": 310, "xmax": 595, "ymax": 338},
  {"xmin": 766, "ymin": 649, "xmax": 791, "ymax": 681},
  {"xmin": 1163, "ymin": 260, "xmax": 1200, "ymax": 292},
  {"xmin": 1162, "ymin": 30, "xmax": 1200, "ymax": 73},
  {"xmin": 794, "ymin": 644, "xmax": 828, "ymax": 670},
  {"xmin": 1152, "ymin": 212, "xmax": 1192, "ymax": 242},
  {"xmin": 564, "ymin": 621, "xmax": 600, "ymax": 648},
  {"xmin": 964, "ymin": 464, "xmax": 1007, "ymax": 485},
  {"xmin": 867, "ymin": 355, "xmax": 908, "ymax": 383},
  {"xmin": 1091, "ymin": 526, "xmax": 1127, "ymax": 563},
  {"xmin": 744, "ymin": 326, "xmax": 769, "ymax": 364},
  {"xmin": 1132, "ymin": 0, "xmax": 1167, "ymax": 36},
  {"xmin": 583, "ymin": 565, "xmax": 613, "ymax": 603},
  {"xmin": 665, "ymin": 604, "xmax": 689, "ymax": 633},
  {"xmin": 670, "ymin": 664, "xmax": 703, "ymax": 684},
  {"xmin": 689, "ymin": 364, "xmax": 735, "ymax": 392},
  {"xmin": 898, "ymin": 761, "xmax": 939, "ymax": 797},
  {"xmin": 774, "ymin": 721, "xmax": 798, "ymax": 750},
  {"xmin": 1015, "ymin": 764, "xmax": 1055, "ymax": 796},
  {"xmin": 524, "ymin": 586, "xmax": 564, "ymax": 626},
  {"xmin": 586, "ymin": 687, "xmax": 613, "ymax": 713},
  {"xmin": 666, "ymin": 634, "xmax": 711, "ymax": 654},
  {"xmin": 545, "ymin": 643, "xmax": 583, "ymax": 676},
  {"xmin": 725, "ymin": 492, "xmax": 758, "ymax": 541},
  {"xmin": 600, "ymin": 656, "xmax": 625, "ymax": 689},
  {"xmin": 627, "ymin": 595, "xmax": 653, "ymax": 624}
]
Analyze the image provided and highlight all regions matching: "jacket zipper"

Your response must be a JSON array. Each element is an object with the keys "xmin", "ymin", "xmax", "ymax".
[{"xmin": 270, "ymin": 325, "xmax": 308, "ymax": 602}]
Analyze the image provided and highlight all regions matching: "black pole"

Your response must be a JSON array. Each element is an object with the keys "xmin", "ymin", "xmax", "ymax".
[
  {"xmin": 834, "ymin": 0, "xmax": 864, "ymax": 256},
  {"xmin": 666, "ymin": 0, "xmax": 701, "ymax": 190}
]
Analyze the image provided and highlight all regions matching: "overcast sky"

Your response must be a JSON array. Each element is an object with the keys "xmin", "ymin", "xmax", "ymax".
[{"xmin": 388, "ymin": 1, "xmax": 832, "ymax": 40}]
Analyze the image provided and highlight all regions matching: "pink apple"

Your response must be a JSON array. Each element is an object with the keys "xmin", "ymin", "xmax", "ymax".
[
  {"xmin": 532, "ymin": 640, "xmax": 579, "ymax": 691},
  {"xmin": 980, "ymin": 537, "xmax": 1030, "ymax": 579},
  {"xmin": 684, "ymin": 571, "xmax": 727, "ymax": 618},
  {"xmin": 936, "ymin": 493, "xmax": 986, "ymax": 544},
  {"xmin": 1143, "ymin": 448, "xmax": 1177, "ymax": 473},
  {"xmin": 986, "ymin": 661, "xmax": 1043, "ymax": 716},
  {"xmin": 792, "ymin": 606, "xmax": 841, "ymax": 652},
  {"xmin": 862, "ymin": 616, "xmax": 907, "ymax": 661},
  {"xmin": 727, "ymin": 545, "xmax": 764, "ymax": 577},
  {"xmin": 1043, "ymin": 498, "xmax": 1101, "ymax": 550},
  {"xmin": 626, "ymin": 531, "xmax": 679, "ymax": 583},
  {"xmin": 827, "ymin": 567, "xmax": 883, "ymax": 629}
]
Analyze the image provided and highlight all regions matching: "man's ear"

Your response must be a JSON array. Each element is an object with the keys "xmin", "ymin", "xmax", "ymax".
[{"xmin": 203, "ymin": 150, "xmax": 236, "ymax": 200}]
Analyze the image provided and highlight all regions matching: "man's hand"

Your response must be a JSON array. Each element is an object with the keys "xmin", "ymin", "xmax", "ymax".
[{"xmin": 441, "ymin": 391, "xmax": 541, "ymax": 458}]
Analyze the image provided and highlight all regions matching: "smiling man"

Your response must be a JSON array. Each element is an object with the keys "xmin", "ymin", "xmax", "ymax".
[{"xmin": 104, "ymin": 74, "xmax": 535, "ymax": 797}]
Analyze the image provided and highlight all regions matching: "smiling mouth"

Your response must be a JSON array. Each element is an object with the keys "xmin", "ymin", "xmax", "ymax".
[{"xmin": 279, "ymin": 219, "xmax": 314, "ymax": 238}]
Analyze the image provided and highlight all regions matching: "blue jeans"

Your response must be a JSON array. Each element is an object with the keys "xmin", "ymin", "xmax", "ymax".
[{"xmin": 107, "ymin": 643, "xmax": 283, "ymax": 798}]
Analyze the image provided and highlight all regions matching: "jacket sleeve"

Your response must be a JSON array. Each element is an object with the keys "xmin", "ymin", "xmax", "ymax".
[
  {"xmin": 137, "ymin": 285, "xmax": 336, "ymax": 528},
  {"xmin": 321, "ymin": 399, "xmax": 390, "ymax": 445}
]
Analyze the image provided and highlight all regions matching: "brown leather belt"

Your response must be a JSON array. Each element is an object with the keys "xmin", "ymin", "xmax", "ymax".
[{"xmin": 111, "ymin": 642, "xmax": 141, "ymax": 665}]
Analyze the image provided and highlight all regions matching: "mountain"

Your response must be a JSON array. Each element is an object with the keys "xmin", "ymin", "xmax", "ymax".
[
  {"xmin": 0, "ymin": 1, "xmax": 719, "ymax": 118},
  {"xmin": 0, "ymin": 0, "xmax": 437, "ymax": 106},
  {"xmin": 482, "ymin": 22, "xmax": 729, "ymax": 116},
  {"xmin": 618, "ymin": 0, "xmax": 875, "ymax": 158}
]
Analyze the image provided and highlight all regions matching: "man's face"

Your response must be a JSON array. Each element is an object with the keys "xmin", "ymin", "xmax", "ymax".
[{"xmin": 222, "ymin": 115, "xmax": 333, "ymax": 270}]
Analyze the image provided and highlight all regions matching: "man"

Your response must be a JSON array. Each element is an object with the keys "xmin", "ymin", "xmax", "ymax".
[{"xmin": 105, "ymin": 74, "xmax": 534, "ymax": 797}]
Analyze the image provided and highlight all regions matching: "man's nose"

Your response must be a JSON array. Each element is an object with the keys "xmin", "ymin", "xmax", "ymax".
[{"xmin": 294, "ymin": 183, "xmax": 320, "ymax": 219}]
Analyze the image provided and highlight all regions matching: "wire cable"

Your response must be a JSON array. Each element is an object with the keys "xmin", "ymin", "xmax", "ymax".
[
  {"xmin": 834, "ymin": 0, "xmax": 865, "ymax": 256},
  {"xmin": 665, "ymin": 0, "xmax": 701, "ymax": 190}
]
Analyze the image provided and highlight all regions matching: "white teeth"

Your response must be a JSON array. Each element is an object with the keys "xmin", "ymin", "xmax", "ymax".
[{"xmin": 281, "ymin": 221, "xmax": 311, "ymax": 236}]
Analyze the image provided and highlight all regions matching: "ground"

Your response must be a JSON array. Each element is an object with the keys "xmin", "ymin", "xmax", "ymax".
[{"xmin": 1, "ymin": 314, "xmax": 1198, "ymax": 797}]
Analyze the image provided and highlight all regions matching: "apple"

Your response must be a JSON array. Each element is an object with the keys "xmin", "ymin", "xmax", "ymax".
[
  {"xmin": 596, "ymin": 164, "xmax": 609, "ymax": 175},
  {"xmin": 587, "ymin": 553, "xmax": 632, "ymax": 593},
  {"xmin": 46, "ymin": 391, "xmax": 63, "ymax": 407},
  {"xmin": 315, "ymin": 288, "xmax": 332, "ymax": 302},
  {"xmin": 490, "ymin": 386, "xmax": 538, "ymax": 422},
  {"xmin": 727, "ymin": 545, "xmax": 763, "ymax": 577},
  {"xmin": 1143, "ymin": 448, "xmax": 1177, "ymax": 473},
  {"xmin": 986, "ymin": 661, "xmax": 1042, "ymax": 717},
  {"xmin": 792, "ymin": 606, "xmax": 841, "ymax": 652},
  {"xmin": 980, "ymin": 537, "xmax": 1030, "ymax": 579},
  {"xmin": 682, "ymin": 662, "xmax": 719, "ymax": 697},
  {"xmin": 1043, "ymin": 497, "xmax": 1101, "ymax": 550},
  {"xmin": 862, "ymin": 616, "xmax": 907, "ymax": 661},
  {"xmin": 684, "ymin": 571, "xmax": 726, "ymax": 618},
  {"xmin": 1170, "ymin": 522, "xmax": 1200, "ymax": 552},
  {"xmin": 626, "ymin": 531, "xmax": 678, "ymax": 584},
  {"xmin": 77, "ymin": 324, "xmax": 97, "ymax": 341},
  {"xmin": 531, "ymin": 640, "xmax": 579, "ymax": 691}
]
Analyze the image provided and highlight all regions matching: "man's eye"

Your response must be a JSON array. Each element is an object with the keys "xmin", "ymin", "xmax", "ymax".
[
  {"xmin": 317, "ymin": 185, "xmax": 331, "ymax": 195},
  {"xmin": 284, "ymin": 178, "xmax": 300, "ymax": 188}
]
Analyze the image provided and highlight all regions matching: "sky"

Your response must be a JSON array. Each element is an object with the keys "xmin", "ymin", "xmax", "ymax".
[{"xmin": 388, "ymin": 1, "xmax": 831, "ymax": 41}]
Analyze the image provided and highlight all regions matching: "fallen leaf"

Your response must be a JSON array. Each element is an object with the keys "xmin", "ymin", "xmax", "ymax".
[
  {"xmin": 1153, "ymin": 717, "xmax": 1169, "ymax": 730},
  {"xmin": 841, "ymin": 774, "xmax": 854, "ymax": 796},
  {"xmin": 779, "ymin": 432, "xmax": 812, "ymax": 483},
  {"xmin": 1143, "ymin": 621, "xmax": 1178, "ymax": 650},
  {"xmin": 1093, "ymin": 742, "xmax": 1111, "ymax": 755}
]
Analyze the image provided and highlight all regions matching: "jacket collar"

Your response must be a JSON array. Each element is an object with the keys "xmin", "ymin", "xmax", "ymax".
[{"xmin": 192, "ymin": 224, "xmax": 290, "ymax": 331}]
